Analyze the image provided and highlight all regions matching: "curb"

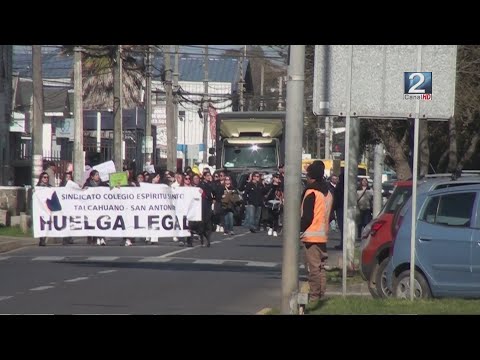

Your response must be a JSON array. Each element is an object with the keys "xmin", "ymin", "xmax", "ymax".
[
  {"xmin": 300, "ymin": 281, "xmax": 371, "ymax": 297},
  {"xmin": 0, "ymin": 235, "xmax": 67, "ymax": 253},
  {"xmin": 256, "ymin": 308, "xmax": 272, "ymax": 315},
  {"xmin": 0, "ymin": 240, "xmax": 37, "ymax": 253}
]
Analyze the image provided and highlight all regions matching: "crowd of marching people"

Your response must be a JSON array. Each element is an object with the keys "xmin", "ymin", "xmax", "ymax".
[{"xmin": 36, "ymin": 160, "xmax": 287, "ymax": 248}]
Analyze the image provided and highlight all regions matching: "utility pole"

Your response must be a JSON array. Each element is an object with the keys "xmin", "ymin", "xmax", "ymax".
[
  {"xmin": 325, "ymin": 116, "xmax": 331, "ymax": 159},
  {"xmin": 0, "ymin": 45, "xmax": 12, "ymax": 185},
  {"xmin": 239, "ymin": 46, "xmax": 245, "ymax": 111},
  {"xmin": 144, "ymin": 45, "xmax": 152, "ymax": 167},
  {"xmin": 202, "ymin": 45, "xmax": 209, "ymax": 163},
  {"xmin": 341, "ymin": 45, "xmax": 359, "ymax": 295},
  {"xmin": 73, "ymin": 46, "xmax": 84, "ymax": 185},
  {"xmin": 316, "ymin": 117, "xmax": 321, "ymax": 158},
  {"xmin": 259, "ymin": 63, "xmax": 265, "ymax": 111},
  {"xmin": 113, "ymin": 45, "xmax": 123, "ymax": 173},
  {"xmin": 373, "ymin": 143, "xmax": 384, "ymax": 217},
  {"xmin": 173, "ymin": 45, "xmax": 180, "ymax": 171},
  {"xmin": 281, "ymin": 45, "xmax": 305, "ymax": 314},
  {"xmin": 32, "ymin": 45, "xmax": 44, "ymax": 187},
  {"xmin": 277, "ymin": 77, "xmax": 284, "ymax": 111},
  {"xmin": 164, "ymin": 46, "xmax": 176, "ymax": 171}
]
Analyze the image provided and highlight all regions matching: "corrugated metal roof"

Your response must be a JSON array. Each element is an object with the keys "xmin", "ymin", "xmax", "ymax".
[
  {"xmin": 13, "ymin": 47, "xmax": 73, "ymax": 79},
  {"xmin": 148, "ymin": 54, "xmax": 247, "ymax": 84},
  {"xmin": 13, "ymin": 46, "xmax": 247, "ymax": 84}
]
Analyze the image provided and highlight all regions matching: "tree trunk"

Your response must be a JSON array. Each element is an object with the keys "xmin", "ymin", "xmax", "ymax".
[
  {"xmin": 447, "ymin": 116, "xmax": 458, "ymax": 172},
  {"xmin": 384, "ymin": 132, "xmax": 412, "ymax": 180},
  {"xmin": 457, "ymin": 133, "xmax": 480, "ymax": 172}
]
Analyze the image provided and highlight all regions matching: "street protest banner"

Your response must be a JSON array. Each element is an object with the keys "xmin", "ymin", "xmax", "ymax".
[{"xmin": 32, "ymin": 185, "xmax": 202, "ymax": 238}]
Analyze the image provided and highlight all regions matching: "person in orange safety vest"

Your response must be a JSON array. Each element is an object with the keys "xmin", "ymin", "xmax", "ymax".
[{"xmin": 300, "ymin": 160, "xmax": 333, "ymax": 304}]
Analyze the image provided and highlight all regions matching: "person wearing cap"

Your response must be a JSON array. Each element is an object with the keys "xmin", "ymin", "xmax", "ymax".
[{"xmin": 300, "ymin": 160, "xmax": 333, "ymax": 307}]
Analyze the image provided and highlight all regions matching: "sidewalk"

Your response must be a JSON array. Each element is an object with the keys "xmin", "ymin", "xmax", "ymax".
[
  {"xmin": 0, "ymin": 235, "xmax": 36, "ymax": 253},
  {"xmin": 0, "ymin": 235, "xmax": 68, "ymax": 253}
]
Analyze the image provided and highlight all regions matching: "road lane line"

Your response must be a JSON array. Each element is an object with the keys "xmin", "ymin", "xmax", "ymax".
[
  {"xmin": 158, "ymin": 231, "xmax": 250, "ymax": 258},
  {"xmin": 30, "ymin": 286, "xmax": 55, "ymax": 291},
  {"xmin": 86, "ymin": 256, "xmax": 119, "ymax": 261},
  {"xmin": 138, "ymin": 257, "xmax": 172, "ymax": 263},
  {"xmin": 0, "ymin": 257, "xmax": 10, "ymax": 261},
  {"xmin": 193, "ymin": 259, "xmax": 225, "ymax": 265},
  {"xmin": 157, "ymin": 246, "xmax": 202, "ymax": 258},
  {"xmin": 246, "ymin": 261, "xmax": 278, "ymax": 268},
  {"xmin": 32, "ymin": 256, "xmax": 65, "ymax": 261},
  {"xmin": 64, "ymin": 277, "xmax": 89, "ymax": 283},
  {"xmin": 98, "ymin": 270, "xmax": 117, "ymax": 274},
  {"xmin": 0, "ymin": 296, "xmax": 13, "ymax": 301}
]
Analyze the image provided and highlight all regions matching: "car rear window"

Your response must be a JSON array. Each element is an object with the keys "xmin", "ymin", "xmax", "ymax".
[
  {"xmin": 421, "ymin": 192, "xmax": 476, "ymax": 227},
  {"xmin": 383, "ymin": 186, "xmax": 412, "ymax": 214}
]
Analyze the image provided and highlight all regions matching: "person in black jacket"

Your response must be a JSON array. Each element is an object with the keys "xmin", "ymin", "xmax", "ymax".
[
  {"xmin": 244, "ymin": 171, "xmax": 264, "ymax": 232},
  {"xmin": 83, "ymin": 170, "xmax": 108, "ymax": 245},
  {"xmin": 187, "ymin": 174, "xmax": 214, "ymax": 247}
]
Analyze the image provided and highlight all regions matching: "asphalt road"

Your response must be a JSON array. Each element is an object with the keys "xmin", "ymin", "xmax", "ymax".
[{"xmin": 0, "ymin": 228, "xmax": 290, "ymax": 314}]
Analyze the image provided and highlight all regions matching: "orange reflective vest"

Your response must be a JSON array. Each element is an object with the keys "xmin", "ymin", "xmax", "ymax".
[{"xmin": 300, "ymin": 189, "xmax": 333, "ymax": 243}]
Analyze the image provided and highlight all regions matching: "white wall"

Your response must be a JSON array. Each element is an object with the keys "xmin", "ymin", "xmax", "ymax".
[{"xmin": 152, "ymin": 80, "xmax": 232, "ymax": 160}]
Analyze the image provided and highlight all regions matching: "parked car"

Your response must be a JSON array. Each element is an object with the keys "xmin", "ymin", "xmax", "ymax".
[
  {"xmin": 360, "ymin": 173, "xmax": 480, "ymax": 298},
  {"xmin": 386, "ymin": 183, "xmax": 480, "ymax": 299},
  {"xmin": 360, "ymin": 180, "xmax": 412, "ymax": 298}
]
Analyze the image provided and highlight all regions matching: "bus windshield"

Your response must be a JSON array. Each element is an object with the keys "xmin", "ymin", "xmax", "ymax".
[{"xmin": 223, "ymin": 142, "xmax": 278, "ymax": 168}]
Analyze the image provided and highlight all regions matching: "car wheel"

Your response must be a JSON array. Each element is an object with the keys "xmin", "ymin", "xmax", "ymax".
[
  {"xmin": 375, "ymin": 257, "xmax": 393, "ymax": 298},
  {"xmin": 393, "ymin": 269, "xmax": 431, "ymax": 299}
]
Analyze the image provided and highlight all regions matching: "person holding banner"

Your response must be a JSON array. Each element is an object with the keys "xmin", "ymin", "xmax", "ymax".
[
  {"xmin": 83, "ymin": 170, "xmax": 108, "ymax": 245},
  {"xmin": 36, "ymin": 172, "xmax": 52, "ymax": 246},
  {"xmin": 60, "ymin": 172, "xmax": 75, "ymax": 245}
]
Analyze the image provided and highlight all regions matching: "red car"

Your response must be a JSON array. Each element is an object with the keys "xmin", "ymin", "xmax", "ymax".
[{"xmin": 360, "ymin": 181, "xmax": 412, "ymax": 298}]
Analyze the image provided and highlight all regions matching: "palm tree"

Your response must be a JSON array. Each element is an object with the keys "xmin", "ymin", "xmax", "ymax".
[{"xmin": 63, "ymin": 45, "xmax": 148, "ymax": 110}]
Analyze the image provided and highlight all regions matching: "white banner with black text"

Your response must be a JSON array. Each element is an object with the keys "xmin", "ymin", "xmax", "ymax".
[{"xmin": 33, "ymin": 184, "xmax": 202, "ymax": 238}]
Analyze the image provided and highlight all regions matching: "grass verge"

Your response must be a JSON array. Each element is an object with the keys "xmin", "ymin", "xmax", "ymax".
[
  {"xmin": 0, "ymin": 226, "xmax": 32, "ymax": 237},
  {"xmin": 307, "ymin": 296, "xmax": 480, "ymax": 315}
]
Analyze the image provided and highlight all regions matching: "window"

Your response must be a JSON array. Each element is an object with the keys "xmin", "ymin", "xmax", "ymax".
[
  {"xmin": 434, "ymin": 182, "xmax": 480, "ymax": 190},
  {"xmin": 421, "ymin": 192, "xmax": 475, "ymax": 227},
  {"xmin": 384, "ymin": 186, "xmax": 412, "ymax": 214}
]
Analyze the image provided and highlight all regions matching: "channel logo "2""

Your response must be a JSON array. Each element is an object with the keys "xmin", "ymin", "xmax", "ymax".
[{"xmin": 404, "ymin": 72, "xmax": 432, "ymax": 94}]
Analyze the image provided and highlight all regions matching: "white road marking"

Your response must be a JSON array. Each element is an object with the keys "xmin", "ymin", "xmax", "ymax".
[
  {"xmin": 30, "ymin": 286, "xmax": 55, "ymax": 291},
  {"xmin": 157, "ymin": 231, "xmax": 249, "ymax": 258},
  {"xmin": 157, "ymin": 246, "xmax": 202, "ymax": 258},
  {"xmin": 0, "ymin": 296, "xmax": 13, "ymax": 302},
  {"xmin": 222, "ymin": 231, "xmax": 250, "ymax": 241},
  {"xmin": 32, "ymin": 256, "xmax": 65, "ymax": 261},
  {"xmin": 193, "ymin": 259, "xmax": 225, "ymax": 265},
  {"xmin": 210, "ymin": 241, "xmax": 221, "ymax": 244},
  {"xmin": 86, "ymin": 256, "xmax": 119, "ymax": 261},
  {"xmin": 64, "ymin": 277, "xmax": 89, "ymax": 283},
  {"xmin": 138, "ymin": 257, "xmax": 172, "ymax": 263},
  {"xmin": 98, "ymin": 270, "xmax": 117, "ymax": 274},
  {"xmin": 0, "ymin": 257, "xmax": 10, "ymax": 261},
  {"xmin": 246, "ymin": 261, "xmax": 278, "ymax": 268}
]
